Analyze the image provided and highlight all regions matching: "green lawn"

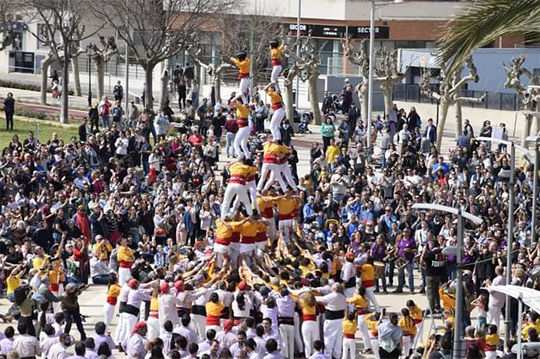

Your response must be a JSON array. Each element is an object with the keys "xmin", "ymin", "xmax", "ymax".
[{"xmin": 0, "ymin": 116, "xmax": 78, "ymax": 149}]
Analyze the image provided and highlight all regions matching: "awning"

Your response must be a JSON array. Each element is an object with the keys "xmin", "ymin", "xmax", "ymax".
[{"xmin": 486, "ymin": 285, "xmax": 540, "ymax": 313}]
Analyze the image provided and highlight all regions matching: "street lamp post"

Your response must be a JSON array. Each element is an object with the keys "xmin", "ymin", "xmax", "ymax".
[
  {"xmin": 367, "ymin": 0, "xmax": 403, "ymax": 151},
  {"xmin": 412, "ymin": 203, "xmax": 483, "ymax": 358},
  {"xmin": 87, "ymin": 44, "xmax": 93, "ymax": 107},
  {"xmin": 295, "ymin": 0, "xmax": 301, "ymax": 107},
  {"xmin": 477, "ymin": 137, "xmax": 530, "ymax": 349},
  {"xmin": 526, "ymin": 136, "xmax": 540, "ymax": 243}
]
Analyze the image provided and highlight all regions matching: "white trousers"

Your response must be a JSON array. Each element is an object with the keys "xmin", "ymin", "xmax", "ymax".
[
  {"xmin": 280, "ymin": 163, "xmax": 297, "ymax": 191},
  {"xmin": 279, "ymin": 324, "xmax": 295, "ymax": 359},
  {"xmin": 229, "ymin": 243, "xmax": 240, "ymax": 268},
  {"xmin": 487, "ymin": 304, "xmax": 502, "ymax": 329},
  {"xmin": 485, "ymin": 351, "xmax": 497, "ymax": 359},
  {"xmin": 365, "ymin": 287, "xmax": 381, "ymax": 312},
  {"xmin": 270, "ymin": 107, "xmax": 285, "ymax": 140},
  {"xmin": 302, "ymin": 320, "xmax": 319, "ymax": 358},
  {"xmin": 323, "ymin": 318, "xmax": 343, "ymax": 359},
  {"xmin": 266, "ymin": 218, "xmax": 277, "ymax": 241},
  {"xmin": 358, "ymin": 314, "xmax": 372, "ymax": 350},
  {"xmin": 271, "ymin": 65, "xmax": 282, "ymax": 89},
  {"xmin": 103, "ymin": 303, "xmax": 115, "ymax": 329},
  {"xmin": 233, "ymin": 180, "xmax": 258, "ymax": 213},
  {"xmin": 258, "ymin": 163, "xmax": 288, "ymax": 192},
  {"xmin": 279, "ymin": 219, "xmax": 294, "ymax": 244},
  {"xmin": 342, "ymin": 337, "xmax": 356, "ymax": 359},
  {"xmin": 294, "ymin": 313, "xmax": 303, "ymax": 354},
  {"xmin": 118, "ymin": 267, "xmax": 131, "ymax": 286},
  {"xmin": 401, "ymin": 335, "xmax": 413, "ymax": 359},
  {"xmin": 147, "ymin": 317, "xmax": 160, "ymax": 340},
  {"xmin": 239, "ymin": 78, "xmax": 250, "ymax": 99},
  {"xmin": 371, "ymin": 338, "xmax": 380, "ymax": 359},
  {"xmin": 221, "ymin": 183, "xmax": 252, "ymax": 219},
  {"xmin": 113, "ymin": 311, "xmax": 125, "ymax": 344},
  {"xmin": 191, "ymin": 313, "xmax": 206, "ymax": 342},
  {"xmin": 233, "ymin": 126, "xmax": 251, "ymax": 159},
  {"xmin": 119, "ymin": 312, "xmax": 137, "ymax": 346}
]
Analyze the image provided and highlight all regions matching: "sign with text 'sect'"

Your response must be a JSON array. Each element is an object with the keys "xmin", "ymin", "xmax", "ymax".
[{"xmin": 288, "ymin": 24, "xmax": 390, "ymax": 39}]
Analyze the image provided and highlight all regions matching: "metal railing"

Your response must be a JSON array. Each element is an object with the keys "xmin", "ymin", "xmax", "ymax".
[{"xmin": 393, "ymin": 84, "xmax": 523, "ymax": 111}]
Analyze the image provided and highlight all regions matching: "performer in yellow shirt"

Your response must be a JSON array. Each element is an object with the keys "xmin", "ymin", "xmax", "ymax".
[
  {"xmin": 215, "ymin": 217, "xmax": 235, "ymax": 266},
  {"xmin": 257, "ymin": 191, "xmax": 277, "ymax": 242},
  {"xmin": 485, "ymin": 324, "xmax": 499, "ymax": 359},
  {"xmin": 205, "ymin": 292, "xmax": 225, "ymax": 333},
  {"xmin": 269, "ymin": 40, "xmax": 284, "ymax": 91},
  {"xmin": 347, "ymin": 287, "xmax": 372, "ymax": 353},
  {"xmin": 342, "ymin": 312, "xmax": 357, "ymax": 359},
  {"xmin": 147, "ymin": 288, "xmax": 160, "ymax": 340},
  {"xmin": 230, "ymin": 51, "xmax": 251, "ymax": 101},
  {"xmin": 399, "ymin": 307, "xmax": 418, "ymax": 357},
  {"xmin": 254, "ymin": 218, "xmax": 269, "ymax": 255},
  {"xmin": 239, "ymin": 215, "xmax": 259, "ymax": 260},
  {"xmin": 103, "ymin": 273, "xmax": 121, "ymax": 328},
  {"xmin": 221, "ymin": 158, "xmax": 257, "ymax": 219},
  {"xmin": 298, "ymin": 292, "xmax": 319, "ymax": 358},
  {"xmin": 117, "ymin": 237, "xmax": 135, "ymax": 285},
  {"xmin": 366, "ymin": 312, "xmax": 381, "ymax": 356},
  {"xmin": 276, "ymin": 191, "xmax": 300, "ymax": 244},
  {"xmin": 361, "ymin": 258, "xmax": 380, "ymax": 312},
  {"xmin": 257, "ymin": 141, "xmax": 289, "ymax": 192},
  {"xmin": 407, "ymin": 299, "xmax": 423, "ymax": 346},
  {"xmin": 231, "ymin": 95, "xmax": 251, "ymax": 160},
  {"xmin": 264, "ymin": 83, "xmax": 285, "ymax": 141}
]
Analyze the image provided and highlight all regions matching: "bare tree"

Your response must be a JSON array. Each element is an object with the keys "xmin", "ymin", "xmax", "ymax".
[
  {"xmin": 26, "ymin": 0, "xmax": 101, "ymax": 122},
  {"xmin": 88, "ymin": 36, "xmax": 118, "ymax": 101},
  {"xmin": 504, "ymin": 56, "xmax": 540, "ymax": 144},
  {"xmin": 89, "ymin": 0, "xmax": 233, "ymax": 110},
  {"xmin": 342, "ymin": 38, "xmax": 404, "ymax": 123},
  {"xmin": 296, "ymin": 36, "xmax": 326, "ymax": 125},
  {"xmin": 374, "ymin": 47, "xmax": 405, "ymax": 115},
  {"xmin": 342, "ymin": 38, "xmax": 370, "ymax": 123},
  {"xmin": 0, "ymin": 0, "xmax": 19, "ymax": 51},
  {"xmin": 188, "ymin": 44, "xmax": 233, "ymax": 104},
  {"xmin": 420, "ymin": 56, "xmax": 486, "ymax": 151},
  {"xmin": 219, "ymin": 2, "xmax": 282, "ymax": 90}
]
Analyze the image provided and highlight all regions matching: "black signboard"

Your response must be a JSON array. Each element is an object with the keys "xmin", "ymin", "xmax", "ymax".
[
  {"xmin": 287, "ymin": 23, "xmax": 390, "ymax": 39},
  {"xmin": 351, "ymin": 26, "xmax": 390, "ymax": 39},
  {"xmin": 288, "ymin": 24, "xmax": 347, "ymax": 38}
]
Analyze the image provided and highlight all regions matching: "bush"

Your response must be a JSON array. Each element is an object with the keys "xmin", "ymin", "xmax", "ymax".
[
  {"xmin": 0, "ymin": 79, "xmax": 74, "ymax": 95},
  {"xmin": 14, "ymin": 108, "xmax": 59, "ymax": 122}
]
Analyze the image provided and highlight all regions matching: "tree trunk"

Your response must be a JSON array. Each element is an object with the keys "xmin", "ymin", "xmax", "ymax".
[
  {"xmin": 60, "ymin": 56, "xmax": 70, "ymax": 123},
  {"xmin": 454, "ymin": 99, "xmax": 463, "ymax": 139},
  {"xmin": 251, "ymin": 71, "xmax": 258, "ymax": 94},
  {"xmin": 144, "ymin": 63, "xmax": 156, "ymax": 109},
  {"xmin": 72, "ymin": 56, "xmax": 82, "ymax": 96},
  {"xmin": 532, "ymin": 101, "xmax": 540, "ymax": 136},
  {"xmin": 160, "ymin": 68, "xmax": 170, "ymax": 110},
  {"xmin": 40, "ymin": 55, "xmax": 54, "ymax": 105},
  {"xmin": 308, "ymin": 75, "xmax": 322, "ymax": 125},
  {"xmin": 215, "ymin": 73, "xmax": 222, "ymax": 103},
  {"xmin": 96, "ymin": 58, "xmax": 105, "ymax": 101},
  {"xmin": 359, "ymin": 84, "xmax": 368, "ymax": 126},
  {"xmin": 435, "ymin": 99, "xmax": 451, "ymax": 152},
  {"xmin": 381, "ymin": 83, "xmax": 393, "ymax": 117},
  {"xmin": 522, "ymin": 114, "xmax": 532, "ymax": 147},
  {"xmin": 285, "ymin": 81, "xmax": 294, "ymax": 123}
]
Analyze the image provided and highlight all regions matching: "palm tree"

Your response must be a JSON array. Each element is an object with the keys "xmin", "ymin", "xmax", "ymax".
[{"xmin": 437, "ymin": 0, "xmax": 540, "ymax": 75}]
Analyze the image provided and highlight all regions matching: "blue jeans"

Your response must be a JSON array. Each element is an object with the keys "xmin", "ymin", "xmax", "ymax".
[
  {"xmin": 226, "ymin": 132, "xmax": 236, "ymax": 157},
  {"xmin": 397, "ymin": 261, "xmax": 414, "ymax": 292},
  {"xmin": 92, "ymin": 274, "xmax": 110, "ymax": 285},
  {"xmin": 102, "ymin": 115, "xmax": 110, "ymax": 129}
]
